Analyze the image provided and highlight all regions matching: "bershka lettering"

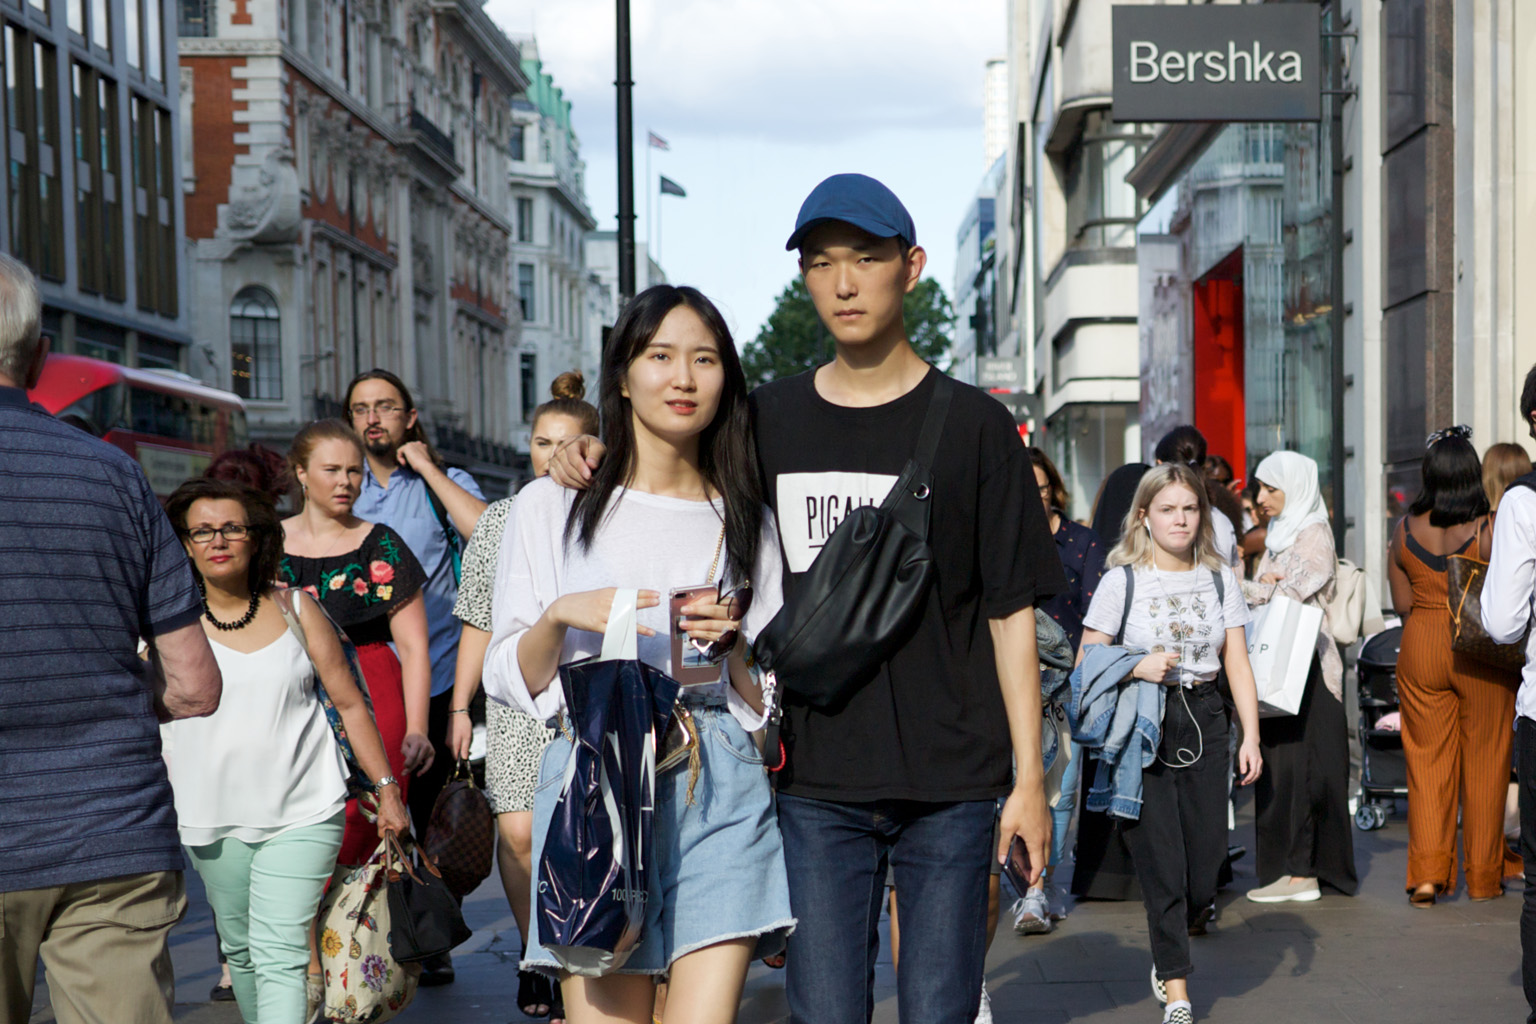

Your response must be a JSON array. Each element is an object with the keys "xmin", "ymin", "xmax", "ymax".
[{"xmin": 1128, "ymin": 40, "xmax": 1303, "ymax": 85}]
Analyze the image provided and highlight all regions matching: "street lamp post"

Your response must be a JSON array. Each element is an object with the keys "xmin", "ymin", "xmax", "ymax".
[{"xmin": 615, "ymin": 0, "xmax": 636, "ymax": 308}]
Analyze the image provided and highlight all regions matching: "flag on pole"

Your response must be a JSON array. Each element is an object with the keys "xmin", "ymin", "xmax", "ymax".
[
  {"xmin": 647, "ymin": 131, "xmax": 670, "ymax": 150},
  {"xmin": 659, "ymin": 176, "xmax": 686, "ymax": 198}
]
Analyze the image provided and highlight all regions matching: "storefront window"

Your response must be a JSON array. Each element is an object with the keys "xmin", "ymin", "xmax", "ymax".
[
  {"xmin": 1242, "ymin": 115, "xmax": 1335, "ymax": 514},
  {"xmin": 1046, "ymin": 402, "xmax": 1138, "ymax": 524},
  {"xmin": 1064, "ymin": 111, "xmax": 1151, "ymax": 251}
]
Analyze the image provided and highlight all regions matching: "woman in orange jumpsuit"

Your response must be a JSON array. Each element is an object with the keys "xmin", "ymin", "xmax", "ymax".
[{"xmin": 1388, "ymin": 427, "xmax": 1521, "ymax": 905}]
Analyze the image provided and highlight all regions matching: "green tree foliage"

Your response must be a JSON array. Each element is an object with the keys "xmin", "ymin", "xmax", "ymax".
[{"xmin": 741, "ymin": 277, "xmax": 955, "ymax": 388}]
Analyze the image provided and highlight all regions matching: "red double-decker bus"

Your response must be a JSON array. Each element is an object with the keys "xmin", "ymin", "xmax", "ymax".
[{"xmin": 28, "ymin": 354, "xmax": 249, "ymax": 496}]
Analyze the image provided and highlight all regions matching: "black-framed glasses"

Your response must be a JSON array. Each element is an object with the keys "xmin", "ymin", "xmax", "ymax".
[{"xmin": 185, "ymin": 524, "xmax": 251, "ymax": 544}]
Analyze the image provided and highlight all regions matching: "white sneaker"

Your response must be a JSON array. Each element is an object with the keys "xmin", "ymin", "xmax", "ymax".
[
  {"xmin": 1150, "ymin": 964, "xmax": 1167, "ymax": 1005},
  {"xmin": 973, "ymin": 979, "xmax": 993, "ymax": 1024},
  {"xmin": 1012, "ymin": 888, "xmax": 1054, "ymax": 935},
  {"xmin": 1245, "ymin": 876, "xmax": 1321, "ymax": 904},
  {"xmin": 1163, "ymin": 999, "xmax": 1194, "ymax": 1023},
  {"xmin": 1043, "ymin": 878, "xmax": 1070, "ymax": 921},
  {"xmin": 305, "ymin": 973, "xmax": 323, "ymax": 1024}
]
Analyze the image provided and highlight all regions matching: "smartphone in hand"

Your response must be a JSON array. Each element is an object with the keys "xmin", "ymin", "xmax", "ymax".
[
  {"xmin": 1000, "ymin": 835, "xmax": 1035, "ymax": 897},
  {"xmin": 670, "ymin": 585, "xmax": 725, "ymax": 686}
]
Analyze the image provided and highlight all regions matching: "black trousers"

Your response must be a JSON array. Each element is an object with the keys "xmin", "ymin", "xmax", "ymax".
[
  {"xmin": 1254, "ymin": 659, "xmax": 1358, "ymax": 895},
  {"xmin": 1120, "ymin": 682, "xmax": 1231, "ymax": 981},
  {"xmin": 406, "ymin": 689, "xmax": 456, "ymax": 836},
  {"xmin": 1517, "ymin": 717, "xmax": 1536, "ymax": 1023}
]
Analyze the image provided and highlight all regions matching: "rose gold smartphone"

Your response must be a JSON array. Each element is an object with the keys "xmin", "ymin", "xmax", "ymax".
[{"xmin": 670, "ymin": 585, "xmax": 724, "ymax": 686}]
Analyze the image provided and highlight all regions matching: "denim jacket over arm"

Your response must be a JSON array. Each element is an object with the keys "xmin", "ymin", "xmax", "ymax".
[{"xmin": 1068, "ymin": 643, "xmax": 1162, "ymax": 821}]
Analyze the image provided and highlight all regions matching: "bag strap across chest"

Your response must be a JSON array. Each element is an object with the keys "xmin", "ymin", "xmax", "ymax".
[{"xmin": 1114, "ymin": 564, "xmax": 1225, "ymax": 644}]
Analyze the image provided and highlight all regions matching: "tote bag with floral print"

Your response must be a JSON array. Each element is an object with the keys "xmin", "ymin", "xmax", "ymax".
[{"xmin": 317, "ymin": 836, "xmax": 419, "ymax": 1023}]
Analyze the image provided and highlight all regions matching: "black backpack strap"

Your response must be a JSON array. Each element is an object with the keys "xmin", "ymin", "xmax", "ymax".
[
  {"xmin": 1114, "ymin": 564, "xmax": 1134, "ymax": 644},
  {"xmin": 425, "ymin": 485, "xmax": 463, "ymax": 585},
  {"xmin": 913, "ymin": 374, "xmax": 954, "ymax": 471},
  {"xmin": 1211, "ymin": 567, "xmax": 1224, "ymax": 609}
]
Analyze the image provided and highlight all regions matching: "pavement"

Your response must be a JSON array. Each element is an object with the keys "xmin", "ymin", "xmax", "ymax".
[{"xmin": 28, "ymin": 788, "xmax": 1528, "ymax": 1024}]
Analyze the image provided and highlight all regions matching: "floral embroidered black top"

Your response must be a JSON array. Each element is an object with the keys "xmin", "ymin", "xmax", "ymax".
[{"xmin": 280, "ymin": 523, "xmax": 427, "ymax": 646}]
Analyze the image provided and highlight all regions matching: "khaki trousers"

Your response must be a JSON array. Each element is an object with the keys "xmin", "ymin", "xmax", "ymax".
[{"xmin": 0, "ymin": 870, "xmax": 186, "ymax": 1024}]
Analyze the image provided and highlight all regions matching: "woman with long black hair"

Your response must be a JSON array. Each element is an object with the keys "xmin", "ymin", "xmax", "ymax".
[
  {"xmin": 484, "ymin": 285, "xmax": 793, "ymax": 1023},
  {"xmin": 1389, "ymin": 428, "xmax": 1521, "ymax": 904}
]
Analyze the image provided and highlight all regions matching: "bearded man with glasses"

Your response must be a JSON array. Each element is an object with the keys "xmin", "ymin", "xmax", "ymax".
[{"xmin": 342, "ymin": 368, "xmax": 486, "ymax": 987}]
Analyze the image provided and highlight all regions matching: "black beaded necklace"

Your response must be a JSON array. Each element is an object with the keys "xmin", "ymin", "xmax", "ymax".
[{"xmin": 200, "ymin": 583, "xmax": 261, "ymax": 631}]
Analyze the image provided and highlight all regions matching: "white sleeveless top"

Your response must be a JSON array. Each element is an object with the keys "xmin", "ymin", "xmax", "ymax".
[{"xmin": 161, "ymin": 627, "xmax": 348, "ymax": 846}]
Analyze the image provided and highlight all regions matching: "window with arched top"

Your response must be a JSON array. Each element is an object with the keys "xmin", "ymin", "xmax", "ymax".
[{"xmin": 230, "ymin": 286, "xmax": 281, "ymax": 400}]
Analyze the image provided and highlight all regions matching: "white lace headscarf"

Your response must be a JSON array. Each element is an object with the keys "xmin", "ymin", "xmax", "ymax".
[{"xmin": 1255, "ymin": 451, "xmax": 1330, "ymax": 553}]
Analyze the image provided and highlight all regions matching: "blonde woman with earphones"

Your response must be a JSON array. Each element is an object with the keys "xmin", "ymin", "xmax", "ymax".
[{"xmin": 1075, "ymin": 462, "xmax": 1263, "ymax": 1024}]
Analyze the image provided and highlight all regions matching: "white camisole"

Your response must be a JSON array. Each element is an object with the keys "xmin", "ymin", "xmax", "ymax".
[{"xmin": 161, "ymin": 628, "xmax": 348, "ymax": 847}]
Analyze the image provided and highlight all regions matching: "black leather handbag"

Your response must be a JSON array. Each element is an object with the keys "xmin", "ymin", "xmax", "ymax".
[
  {"xmin": 753, "ymin": 376, "xmax": 953, "ymax": 712},
  {"xmin": 385, "ymin": 832, "xmax": 473, "ymax": 964}
]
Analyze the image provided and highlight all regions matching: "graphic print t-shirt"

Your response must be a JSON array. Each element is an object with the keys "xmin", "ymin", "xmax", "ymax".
[
  {"xmin": 751, "ymin": 367, "xmax": 1064, "ymax": 802},
  {"xmin": 1082, "ymin": 565, "xmax": 1249, "ymax": 684}
]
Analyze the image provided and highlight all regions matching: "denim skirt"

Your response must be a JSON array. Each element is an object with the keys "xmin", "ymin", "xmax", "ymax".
[{"xmin": 522, "ymin": 696, "xmax": 796, "ymax": 976}]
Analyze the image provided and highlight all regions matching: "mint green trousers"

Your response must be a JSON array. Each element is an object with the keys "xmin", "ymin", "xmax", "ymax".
[{"xmin": 186, "ymin": 811, "xmax": 344, "ymax": 1024}]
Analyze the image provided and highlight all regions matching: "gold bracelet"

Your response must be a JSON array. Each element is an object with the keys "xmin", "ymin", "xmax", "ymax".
[{"xmin": 449, "ymin": 708, "xmax": 471, "ymax": 715}]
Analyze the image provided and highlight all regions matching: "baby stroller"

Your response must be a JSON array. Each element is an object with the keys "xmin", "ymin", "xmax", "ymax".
[{"xmin": 1354, "ymin": 625, "xmax": 1408, "ymax": 830}]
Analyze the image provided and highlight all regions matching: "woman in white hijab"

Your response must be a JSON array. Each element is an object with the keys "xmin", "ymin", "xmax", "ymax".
[{"xmin": 1241, "ymin": 451, "xmax": 1359, "ymax": 904}]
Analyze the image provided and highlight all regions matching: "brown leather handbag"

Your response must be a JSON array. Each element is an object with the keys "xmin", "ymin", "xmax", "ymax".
[
  {"xmin": 1447, "ymin": 516, "xmax": 1528, "ymax": 673},
  {"xmin": 421, "ymin": 761, "xmax": 495, "ymax": 899}
]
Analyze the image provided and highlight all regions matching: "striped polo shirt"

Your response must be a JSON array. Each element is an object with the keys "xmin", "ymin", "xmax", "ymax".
[{"xmin": 0, "ymin": 385, "xmax": 202, "ymax": 892}]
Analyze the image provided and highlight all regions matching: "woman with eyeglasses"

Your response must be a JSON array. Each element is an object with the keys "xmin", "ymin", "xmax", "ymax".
[
  {"xmin": 279, "ymin": 419, "xmax": 433, "ymax": 867},
  {"xmin": 161, "ymin": 478, "xmax": 408, "ymax": 1023}
]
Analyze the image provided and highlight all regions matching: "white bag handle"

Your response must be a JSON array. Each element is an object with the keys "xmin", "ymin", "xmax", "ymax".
[{"xmin": 599, "ymin": 588, "xmax": 640, "ymax": 662}]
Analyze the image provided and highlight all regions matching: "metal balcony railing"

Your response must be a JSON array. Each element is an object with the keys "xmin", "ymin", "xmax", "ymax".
[{"xmin": 408, "ymin": 109, "xmax": 456, "ymax": 165}]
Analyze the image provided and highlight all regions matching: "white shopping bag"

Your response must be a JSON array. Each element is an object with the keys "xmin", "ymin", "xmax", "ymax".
[{"xmin": 1245, "ymin": 594, "xmax": 1324, "ymax": 717}]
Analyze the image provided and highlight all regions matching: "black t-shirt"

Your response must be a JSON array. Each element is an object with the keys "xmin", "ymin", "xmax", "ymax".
[{"xmin": 751, "ymin": 367, "xmax": 1063, "ymax": 802}]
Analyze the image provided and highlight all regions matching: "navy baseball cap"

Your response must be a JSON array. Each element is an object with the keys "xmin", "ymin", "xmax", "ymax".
[{"xmin": 785, "ymin": 173, "xmax": 917, "ymax": 252}]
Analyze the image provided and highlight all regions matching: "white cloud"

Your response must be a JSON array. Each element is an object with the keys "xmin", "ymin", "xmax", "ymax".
[
  {"xmin": 484, "ymin": 0, "xmax": 1005, "ymax": 341},
  {"xmin": 486, "ymin": 0, "xmax": 1004, "ymax": 146}
]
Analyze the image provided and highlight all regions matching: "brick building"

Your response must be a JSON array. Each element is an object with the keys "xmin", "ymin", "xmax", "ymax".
[{"xmin": 178, "ymin": 0, "xmax": 526, "ymax": 494}]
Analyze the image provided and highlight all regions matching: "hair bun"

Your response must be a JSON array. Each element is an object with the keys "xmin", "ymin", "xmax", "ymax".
[{"xmin": 550, "ymin": 370, "xmax": 586, "ymax": 402}]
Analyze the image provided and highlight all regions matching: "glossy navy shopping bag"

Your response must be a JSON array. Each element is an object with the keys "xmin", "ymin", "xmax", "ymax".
[{"xmin": 536, "ymin": 590, "xmax": 680, "ymax": 977}]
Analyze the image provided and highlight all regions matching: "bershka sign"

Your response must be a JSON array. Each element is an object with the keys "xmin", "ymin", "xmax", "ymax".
[{"xmin": 1112, "ymin": 4, "xmax": 1321, "ymax": 123}]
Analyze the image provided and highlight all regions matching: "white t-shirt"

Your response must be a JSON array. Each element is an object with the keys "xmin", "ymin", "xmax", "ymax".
[
  {"xmin": 1082, "ymin": 563, "xmax": 1250, "ymax": 684},
  {"xmin": 484, "ymin": 477, "xmax": 784, "ymax": 732},
  {"xmin": 1211, "ymin": 510, "xmax": 1241, "ymax": 570}
]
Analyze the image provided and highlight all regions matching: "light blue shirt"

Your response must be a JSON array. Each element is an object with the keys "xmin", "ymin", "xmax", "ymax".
[{"xmin": 355, "ymin": 461, "xmax": 484, "ymax": 697}]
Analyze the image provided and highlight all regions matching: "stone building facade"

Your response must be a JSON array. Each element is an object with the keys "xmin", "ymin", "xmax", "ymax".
[{"xmin": 178, "ymin": 0, "xmax": 526, "ymax": 495}]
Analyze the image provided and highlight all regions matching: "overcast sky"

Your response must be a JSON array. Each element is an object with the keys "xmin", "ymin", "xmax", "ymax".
[{"xmin": 482, "ymin": 0, "xmax": 1006, "ymax": 346}]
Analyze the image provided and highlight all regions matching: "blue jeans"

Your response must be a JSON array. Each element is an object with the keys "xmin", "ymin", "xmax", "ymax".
[
  {"xmin": 778, "ymin": 794, "xmax": 994, "ymax": 1024},
  {"xmin": 1050, "ymin": 741, "xmax": 1082, "ymax": 869}
]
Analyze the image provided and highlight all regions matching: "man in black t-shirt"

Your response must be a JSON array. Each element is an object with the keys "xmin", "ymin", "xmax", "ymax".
[
  {"xmin": 552, "ymin": 174, "xmax": 1061, "ymax": 1022},
  {"xmin": 762, "ymin": 175, "xmax": 1059, "ymax": 1023}
]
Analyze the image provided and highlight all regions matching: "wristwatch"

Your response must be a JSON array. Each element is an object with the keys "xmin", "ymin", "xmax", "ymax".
[{"xmin": 375, "ymin": 775, "xmax": 400, "ymax": 789}]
